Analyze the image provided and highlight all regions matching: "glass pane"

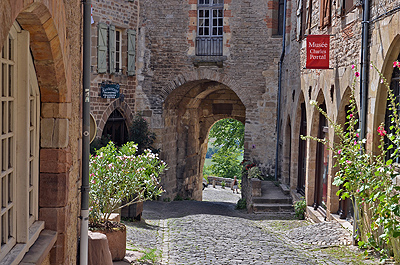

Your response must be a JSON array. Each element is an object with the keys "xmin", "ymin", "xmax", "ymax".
[
  {"xmin": 29, "ymin": 161, "xmax": 32, "ymax": 186},
  {"xmin": 2, "ymin": 176, "xmax": 6, "ymax": 208},
  {"xmin": 218, "ymin": 28, "xmax": 223, "ymax": 35},
  {"xmin": 1, "ymin": 139, "xmax": 5, "ymax": 171},
  {"xmin": 8, "ymin": 65, "xmax": 12, "ymax": 98},
  {"xmin": 218, "ymin": 10, "xmax": 223, "ymax": 17},
  {"xmin": 199, "ymin": 19, "xmax": 204, "ymax": 27},
  {"xmin": 8, "ymin": 137, "xmax": 12, "ymax": 169},
  {"xmin": 213, "ymin": 28, "xmax": 217, "ymax": 35},
  {"xmin": 30, "ymin": 99, "xmax": 34, "ymax": 126},
  {"xmin": 199, "ymin": 10, "xmax": 204, "ymax": 17},
  {"xmin": 2, "ymin": 63, "xmax": 6, "ymax": 97},
  {"xmin": 205, "ymin": 19, "xmax": 209, "ymax": 26},
  {"xmin": 8, "ymin": 38, "xmax": 12, "ymax": 61},
  {"xmin": 29, "ymin": 190, "xmax": 33, "ymax": 216},
  {"xmin": 199, "ymin": 28, "xmax": 204, "ymax": 35},
  {"xmin": 213, "ymin": 18, "xmax": 218, "ymax": 26},
  {"xmin": 213, "ymin": 10, "xmax": 217, "ymax": 17},
  {"xmin": 204, "ymin": 28, "xmax": 209, "ymax": 35},
  {"xmin": 218, "ymin": 18, "xmax": 223, "ymax": 26},
  {"xmin": 8, "ymin": 101, "xmax": 12, "ymax": 133},
  {"xmin": 8, "ymin": 173, "xmax": 12, "ymax": 204},
  {"xmin": 2, "ymin": 102, "xmax": 6, "ymax": 134},
  {"xmin": 2, "ymin": 214, "xmax": 6, "ymax": 244},
  {"xmin": 205, "ymin": 10, "xmax": 209, "ymax": 17}
]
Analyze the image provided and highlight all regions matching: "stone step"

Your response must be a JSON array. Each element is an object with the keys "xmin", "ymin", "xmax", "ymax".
[
  {"xmin": 279, "ymin": 183, "xmax": 290, "ymax": 195},
  {"xmin": 252, "ymin": 197, "xmax": 292, "ymax": 204},
  {"xmin": 253, "ymin": 203, "xmax": 294, "ymax": 213}
]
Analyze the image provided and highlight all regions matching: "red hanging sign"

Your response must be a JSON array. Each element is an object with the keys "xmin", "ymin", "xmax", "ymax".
[{"xmin": 306, "ymin": 35, "xmax": 330, "ymax": 69}]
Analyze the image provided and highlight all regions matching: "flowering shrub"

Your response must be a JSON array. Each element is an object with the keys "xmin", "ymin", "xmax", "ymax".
[
  {"xmin": 303, "ymin": 63, "xmax": 400, "ymax": 261},
  {"xmin": 89, "ymin": 141, "xmax": 167, "ymax": 225}
]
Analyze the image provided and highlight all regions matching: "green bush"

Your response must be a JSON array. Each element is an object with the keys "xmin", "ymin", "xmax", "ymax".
[
  {"xmin": 236, "ymin": 198, "xmax": 246, "ymax": 209},
  {"xmin": 248, "ymin": 166, "xmax": 262, "ymax": 180},
  {"xmin": 293, "ymin": 198, "xmax": 306, "ymax": 220}
]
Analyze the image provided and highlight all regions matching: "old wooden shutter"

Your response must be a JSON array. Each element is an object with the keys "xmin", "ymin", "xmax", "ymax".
[
  {"xmin": 97, "ymin": 23, "xmax": 108, "ymax": 74},
  {"xmin": 296, "ymin": 0, "xmax": 302, "ymax": 40},
  {"xmin": 305, "ymin": 0, "xmax": 312, "ymax": 33},
  {"xmin": 320, "ymin": 0, "xmax": 331, "ymax": 28},
  {"xmin": 109, "ymin": 25, "xmax": 116, "ymax": 74},
  {"xmin": 127, "ymin": 29, "xmax": 136, "ymax": 76}
]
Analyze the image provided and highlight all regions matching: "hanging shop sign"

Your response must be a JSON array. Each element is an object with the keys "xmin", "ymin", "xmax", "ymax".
[
  {"xmin": 101, "ymin": 83, "xmax": 120, "ymax": 99},
  {"xmin": 306, "ymin": 35, "xmax": 330, "ymax": 69}
]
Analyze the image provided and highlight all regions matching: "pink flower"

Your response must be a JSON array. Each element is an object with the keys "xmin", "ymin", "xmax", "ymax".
[
  {"xmin": 377, "ymin": 126, "xmax": 386, "ymax": 136},
  {"xmin": 394, "ymin": 61, "xmax": 398, "ymax": 68},
  {"xmin": 351, "ymin": 65, "xmax": 355, "ymax": 69},
  {"xmin": 91, "ymin": 179, "xmax": 96, "ymax": 184},
  {"xmin": 338, "ymin": 149, "xmax": 342, "ymax": 154},
  {"xmin": 356, "ymin": 189, "xmax": 360, "ymax": 193},
  {"xmin": 354, "ymin": 140, "xmax": 357, "ymax": 145},
  {"xmin": 346, "ymin": 160, "xmax": 351, "ymax": 164},
  {"xmin": 355, "ymin": 72, "xmax": 360, "ymax": 77},
  {"xmin": 349, "ymin": 114, "xmax": 353, "ymax": 118},
  {"xmin": 356, "ymin": 133, "xmax": 359, "ymax": 137},
  {"xmin": 380, "ymin": 79, "xmax": 384, "ymax": 84}
]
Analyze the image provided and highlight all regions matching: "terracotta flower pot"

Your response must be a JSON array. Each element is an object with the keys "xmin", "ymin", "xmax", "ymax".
[{"xmin": 92, "ymin": 222, "xmax": 127, "ymax": 261}]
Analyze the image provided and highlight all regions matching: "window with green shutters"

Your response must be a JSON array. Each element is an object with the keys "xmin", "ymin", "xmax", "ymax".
[
  {"xmin": 127, "ymin": 29, "xmax": 136, "ymax": 76},
  {"xmin": 97, "ymin": 23, "xmax": 108, "ymax": 74}
]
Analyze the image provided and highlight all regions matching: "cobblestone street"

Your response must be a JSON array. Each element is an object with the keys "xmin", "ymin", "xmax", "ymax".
[{"xmin": 122, "ymin": 187, "xmax": 380, "ymax": 265}]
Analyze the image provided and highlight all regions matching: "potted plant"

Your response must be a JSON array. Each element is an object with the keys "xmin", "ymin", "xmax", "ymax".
[{"xmin": 89, "ymin": 141, "xmax": 167, "ymax": 261}]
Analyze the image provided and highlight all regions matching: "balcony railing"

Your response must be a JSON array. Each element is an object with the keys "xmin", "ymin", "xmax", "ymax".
[{"xmin": 195, "ymin": 37, "xmax": 223, "ymax": 56}]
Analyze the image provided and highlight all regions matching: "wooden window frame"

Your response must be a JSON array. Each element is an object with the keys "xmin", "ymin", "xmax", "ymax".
[{"xmin": 0, "ymin": 22, "xmax": 42, "ymax": 264}]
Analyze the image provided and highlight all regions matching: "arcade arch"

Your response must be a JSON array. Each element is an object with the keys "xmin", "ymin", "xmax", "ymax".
[{"xmin": 162, "ymin": 80, "xmax": 246, "ymax": 200}]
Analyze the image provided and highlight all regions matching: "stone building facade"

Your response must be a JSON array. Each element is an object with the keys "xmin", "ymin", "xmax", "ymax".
[
  {"xmin": 136, "ymin": 0, "xmax": 285, "ymax": 200},
  {"xmin": 0, "ymin": 0, "xmax": 82, "ymax": 264},
  {"xmin": 90, "ymin": 0, "xmax": 139, "ymax": 145},
  {"xmin": 280, "ymin": 0, "xmax": 400, "ymax": 223}
]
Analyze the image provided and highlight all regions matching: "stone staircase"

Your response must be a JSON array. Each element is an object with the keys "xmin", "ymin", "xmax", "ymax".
[{"xmin": 252, "ymin": 181, "xmax": 294, "ymax": 213}]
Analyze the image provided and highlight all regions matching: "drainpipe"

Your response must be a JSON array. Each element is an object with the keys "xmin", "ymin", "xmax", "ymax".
[
  {"xmin": 80, "ymin": 0, "xmax": 91, "ymax": 264},
  {"xmin": 357, "ymin": 0, "xmax": 370, "ymax": 244},
  {"xmin": 275, "ymin": 0, "xmax": 287, "ymax": 181}
]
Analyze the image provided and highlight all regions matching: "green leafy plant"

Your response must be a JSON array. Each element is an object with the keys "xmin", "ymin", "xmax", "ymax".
[
  {"xmin": 209, "ymin": 146, "xmax": 242, "ymax": 179},
  {"xmin": 221, "ymin": 180, "xmax": 226, "ymax": 189},
  {"xmin": 302, "ymin": 63, "xmax": 400, "ymax": 262},
  {"xmin": 89, "ymin": 141, "xmax": 167, "ymax": 225},
  {"xmin": 236, "ymin": 198, "xmax": 246, "ymax": 209},
  {"xmin": 293, "ymin": 198, "xmax": 306, "ymax": 220},
  {"xmin": 248, "ymin": 166, "xmax": 262, "ymax": 180},
  {"xmin": 90, "ymin": 134, "xmax": 111, "ymax": 155},
  {"xmin": 129, "ymin": 113, "xmax": 159, "ymax": 155}
]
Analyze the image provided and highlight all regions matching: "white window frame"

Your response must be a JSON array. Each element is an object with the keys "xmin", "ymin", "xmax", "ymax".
[
  {"xmin": 0, "ymin": 22, "xmax": 42, "ymax": 264},
  {"xmin": 197, "ymin": 0, "xmax": 223, "ymax": 37}
]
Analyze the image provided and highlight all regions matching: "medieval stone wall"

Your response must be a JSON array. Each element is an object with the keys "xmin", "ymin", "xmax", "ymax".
[{"xmin": 137, "ymin": 0, "xmax": 283, "ymax": 199}]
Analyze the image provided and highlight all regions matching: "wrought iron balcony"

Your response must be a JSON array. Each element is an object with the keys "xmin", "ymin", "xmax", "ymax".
[{"xmin": 195, "ymin": 37, "xmax": 223, "ymax": 56}]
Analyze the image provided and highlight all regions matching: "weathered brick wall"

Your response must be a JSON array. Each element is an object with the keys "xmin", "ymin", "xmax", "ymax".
[
  {"xmin": 90, "ymin": 0, "xmax": 139, "ymax": 135},
  {"xmin": 137, "ymin": 0, "xmax": 283, "ymax": 200}
]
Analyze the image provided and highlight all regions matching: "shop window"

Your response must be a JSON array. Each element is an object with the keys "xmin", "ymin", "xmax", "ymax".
[
  {"xmin": 196, "ymin": 0, "xmax": 223, "ymax": 56},
  {"xmin": 0, "ymin": 22, "xmax": 41, "ymax": 262}
]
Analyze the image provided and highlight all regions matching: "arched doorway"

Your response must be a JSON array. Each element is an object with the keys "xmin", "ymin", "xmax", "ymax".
[
  {"xmin": 102, "ymin": 109, "xmax": 129, "ymax": 146},
  {"xmin": 162, "ymin": 80, "xmax": 246, "ymax": 200},
  {"xmin": 313, "ymin": 102, "xmax": 329, "ymax": 211},
  {"xmin": 297, "ymin": 101, "xmax": 307, "ymax": 195}
]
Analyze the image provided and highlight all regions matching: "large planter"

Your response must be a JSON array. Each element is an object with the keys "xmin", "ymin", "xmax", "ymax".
[
  {"xmin": 121, "ymin": 201, "xmax": 143, "ymax": 221},
  {"xmin": 93, "ymin": 222, "xmax": 127, "ymax": 261}
]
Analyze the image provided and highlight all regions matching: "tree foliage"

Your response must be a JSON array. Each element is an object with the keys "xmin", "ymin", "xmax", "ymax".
[
  {"xmin": 209, "ymin": 119, "xmax": 244, "ymax": 152},
  {"xmin": 209, "ymin": 147, "xmax": 242, "ymax": 179},
  {"xmin": 129, "ymin": 113, "xmax": 158, "ymax": 155}
]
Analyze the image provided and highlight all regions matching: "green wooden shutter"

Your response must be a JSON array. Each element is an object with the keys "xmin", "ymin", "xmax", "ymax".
[
  {"xmin": 109, "ymin": 25, "xmax": 116, "ymax": 74},
  {"xmin": 127, "ymin": 29, "xmax": 136, "ymax": 76},
  {"xmin": 97, "ymin": 23, "xmax": 108, "ymax": 74}
]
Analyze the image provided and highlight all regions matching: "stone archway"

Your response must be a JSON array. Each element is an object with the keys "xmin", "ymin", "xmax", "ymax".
[{"xmin": 162, "ymin": 80, "xmax": 246, "ymax": 200}]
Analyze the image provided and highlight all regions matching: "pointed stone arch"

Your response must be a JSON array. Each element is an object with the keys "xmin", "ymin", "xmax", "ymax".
[{"xmin": 97, "ymin": 100, "xmax": 134, "ymax": 137}]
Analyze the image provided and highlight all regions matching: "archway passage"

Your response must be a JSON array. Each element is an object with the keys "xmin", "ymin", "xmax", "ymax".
[
  {"xmin": 102, "ymin": 109, "xmax": 129, "ymax": 146},
  {"xmin": 162, "ymin": 80, "xmax": 246, "ymax": 200}
]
